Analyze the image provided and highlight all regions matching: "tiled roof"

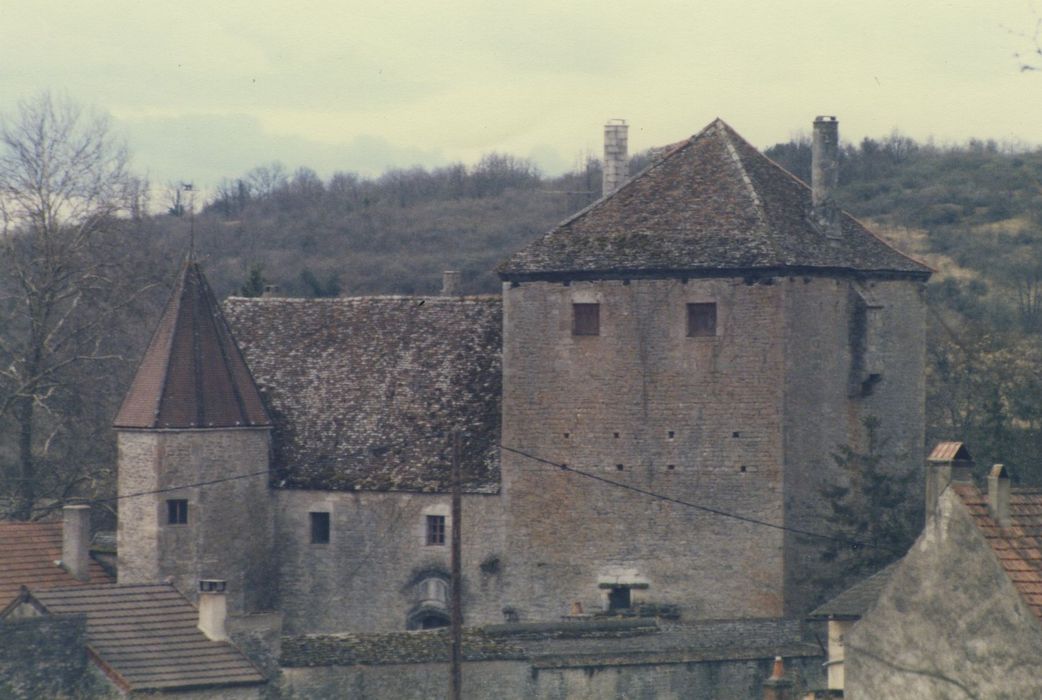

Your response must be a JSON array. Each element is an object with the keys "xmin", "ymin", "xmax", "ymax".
[
  {"xmin": 807, "ymin": 563, "xmax": 897, "ymax": 620},
  {"xmin": 0, "ymin": 521, "xmax": 113, "ymax": 605},
  {"xmin": 928, "ymin": 441, "xmax": 971, "ymax": 462},
  {"xmin": 114, "ymin": 262, "xmax": 271, "ymax": 429},
  {"xmin": 24, "ymin": 584, "xmax": 264, "ymax": 692},
  {"xmin": 499, "ymin": 119, "xmax": 931, "ymax": 280},
  {"xmin": 223, "ymin": 296, "xmax": 502, "ymax": 493},
  {"xmin": 954, "ymin": 484, "xmax": 1042, "ymax": 621}
]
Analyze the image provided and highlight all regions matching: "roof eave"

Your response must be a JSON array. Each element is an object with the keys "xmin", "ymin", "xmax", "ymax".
[{"xmin": 499, "ymin": 265, "xmax": 932, "ymax": 284}]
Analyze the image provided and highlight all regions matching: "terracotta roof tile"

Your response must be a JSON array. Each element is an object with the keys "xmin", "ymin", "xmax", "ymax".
[
  {"xmin": 223, "ymin": 295, "xmax": 501, "ymax": 493},
  {"xmin": 0, "ymin": 521, "xmax": 113, "ymax": 605},
  {"xmin": 114, "ymin": 263, "xmax": 270, "ymax": 429},
  {"xmin": 26, "ymin": 584, "xmax": 264, "ymax": 692},
  {"xmin": 956, "ymin": 485, "xmax": 1042, "ymax": 621},
  {"xmin": 499, "ymin": 119, "xmax": 931, "ymax": 280}
]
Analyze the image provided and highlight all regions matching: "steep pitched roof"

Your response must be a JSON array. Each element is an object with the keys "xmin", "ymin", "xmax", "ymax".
[
  {"xmin": 11, "ymin": 584, "xmax": 265, "ymax": 692},
  {"xmin": 499, "ymin": 119, "xmax": 930, "ymax": 280},
  {"xmin": 114, "ymin": 262, "xmax": 271, "ymax": 429},
  {"xmin": 807, "ymin": 563, "xmax": 898, "ymax": 620},
  {"xmin": 954, "ymin": 483, "xmax": 1042, "ymax": 621},
  {"xmin": 0, "ymin": 521, "xmax": 113, "ymax": 605},
  {"xmin": 223, "ymin": 295, "xmax": 501, "ymax": 493}
]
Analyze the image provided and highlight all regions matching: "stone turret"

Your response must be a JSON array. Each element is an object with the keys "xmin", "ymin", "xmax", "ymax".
[{"xmin": 114, "ymin": 261, "xmax": 274, "ymax": 614}]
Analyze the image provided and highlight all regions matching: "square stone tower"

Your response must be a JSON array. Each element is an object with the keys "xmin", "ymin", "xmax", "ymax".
[
  {"xmin": 113, "ymin": 262, "xmax": 276, "ymax": 614},
  {"xmin": 496, "ymin": 118, "xmax": 930, "ymax": 619}
]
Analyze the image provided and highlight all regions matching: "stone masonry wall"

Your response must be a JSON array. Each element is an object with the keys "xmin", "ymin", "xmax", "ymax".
[
  {"xmin": 501, "ymin": 278, "xmax": 787, "ymax": 622},
  {"xmin": 846, "ymin": 488, "xmax": 1042, "ymax": 699},
  {"xmin": 117, "ymin": 429, "xmax": 275, "ymax": 614},
  {"xmin": 275, "ymin": 489, "xmax": 506, "ymax": 633},
  {"xmin": 781, "ymin": 277, "xmax": 925, "ymax": 614},
  {"xmin": 280, "ymin": 656, "xmax": 820, "ymax": 700}
]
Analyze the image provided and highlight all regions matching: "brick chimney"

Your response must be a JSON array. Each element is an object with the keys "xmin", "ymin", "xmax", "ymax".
[
  {"xmin": 988, "ymin": 464, "xmax": 1011, "ymax": 528},
  {"xmin": 762, "ymin": 656, "xmax": 793, "ymax": 700},
  {"xmin": 603, "ymin": 119, "xmax": 628, "ymax": 196},
  {"xmin": 811, "ymin": 116, "xmax": 840, "ymax": 238},
  {"xmin": 441, "ymin": 271, "xmax": 461, "ymax": 296},
  {"xmin": 61, "ymin": 504, "xmax": 91, "ymax": 581},
  {"xmin": 926, "ymin": 441, "xmax": 974, "ymax": 519},
  {"xmin": 198, "ymin": 580, "xmax": 229, "ymax": 641}
]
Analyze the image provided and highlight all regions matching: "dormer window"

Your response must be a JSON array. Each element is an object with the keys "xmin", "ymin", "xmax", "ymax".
[{"xmin": 573, "ymin": 303, "xmax": 600, "ymax": 336}]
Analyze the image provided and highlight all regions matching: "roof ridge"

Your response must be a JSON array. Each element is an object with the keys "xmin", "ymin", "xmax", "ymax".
[{"xmin": 716, "ymin": 121, "xmax": 772, "ymax": 240}]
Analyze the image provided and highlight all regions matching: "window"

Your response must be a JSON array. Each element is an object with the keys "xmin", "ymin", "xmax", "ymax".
[
  {"xmin": 166, "ymin": 499, "xmax": 188, "ymax": 525},
  {"xmin": 687, "ymin": 303, "xmax": 717, "ymax": 337},
  {"xmin": 572, "ymin": 303, "xmax": 600, "ymax": 336},
  {"xmin": 426, "ymin": 515, "xmax": 446, "ymax": 545},
  {"xmin": 310, "ymin": 512, "xmax": 330, "ymax": 544},
  {"xmin": 608, "ymin": 586, "xmax": 631, "ymax": 611}
]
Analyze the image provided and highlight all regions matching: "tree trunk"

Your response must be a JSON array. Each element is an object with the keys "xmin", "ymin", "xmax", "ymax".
[{"xmin": 13, "ymin": 393, "xmax": 35, "ymax": 520}]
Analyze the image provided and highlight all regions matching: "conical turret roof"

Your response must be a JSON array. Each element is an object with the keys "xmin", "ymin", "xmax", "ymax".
[
  {"xmin": 114, "ymin": 262, "xmax": 271, "ymax": 429},
  {"xmin": 498, "ymin": 119, "xmax": 930, "ymax": 280}
]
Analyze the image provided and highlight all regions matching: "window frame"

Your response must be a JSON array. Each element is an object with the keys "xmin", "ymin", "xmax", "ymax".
[
  {"xmin": 166, "ymin": 499, "xmax": 188, "ymax": 526},
  {"xmin": 572, "ymin": 302, "xmax": 601, "ymax": 336},
  {"xmin": 426, "ymin": 514, "xmax": 446, "ymax": 546},
  {"xmin": 686, "ymin": 302, "xmax": 717, "ymax": 338},
  {"xmin": 309, "ymin": 511, "xmax": 331, "ymax": 545}
]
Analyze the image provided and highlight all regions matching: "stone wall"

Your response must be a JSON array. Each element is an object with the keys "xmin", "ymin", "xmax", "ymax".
[
  {"xmin": 274, "ymin": 489, "xmax": 506, "ymax": 633},
  {"xmin": 117, "ymin": 428, "xmax": 276, "ymax": 614},
  {"xmin": 280, "ymin": 656, "xmax": 820, "ymax": 700},
  {"xmin": 781, "ymin": 277, "xmax": 926, "ymax": 614},
  {"xmin": 846, "ymin": 488, "xmax": 1042, "ymax": 699},
  {"xmin": 501, "ymin": 277, "xmax": 788, "ymax": 622},
  {"xmin": 0, "ymin": 614, "xmax": 90, "ymax": 699}
]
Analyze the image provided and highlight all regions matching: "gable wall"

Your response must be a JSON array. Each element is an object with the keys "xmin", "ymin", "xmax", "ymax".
[
  {"xmin": 846, "ymin": 488, "xmax": 1042, "ymax": 698},
  {"xmin": 500, "ymin": 277, "xmax": 787, "ymax": 621}
]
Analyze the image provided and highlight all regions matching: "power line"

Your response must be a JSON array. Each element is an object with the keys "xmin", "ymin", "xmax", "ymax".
[
  {"xmin": 93, "ymin": 469, "xmax": 270, "ymax": 503},
  {"xmin": 499, "ymin": 444, "xmax": 899, "ymax": 554}
]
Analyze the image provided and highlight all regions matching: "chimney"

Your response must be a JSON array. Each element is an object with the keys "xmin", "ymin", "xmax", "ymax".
[
  {"xmin": 762, "ymin": 656, "xmax": 794, "ymax": 700},
  {"xmin": 198, "ymin": 580, "xmax": 229, "ymax": 642},
  {"xmin": 926, "ymin": 441, "xmax": 974, "ymax": 519},
  {"xmin": 603, "ymin": 119, "xmax": 629, "ymax": 196},
  {"xmin": 262, "ymin": 284, "xmax": 279, "ymax": 298},
  {"xmin": 62, "ymin": 504, "xmax": 91, "ymax": 581},
  {"xmin": 988, "ymin": 464, "xmax": 1011, "ymax": 528},
  {"xmin": 441, "ymin": 270, "xmax": 461, "ymax": 296},
  {"xmin": 811, "ymin": 116, "xmax": 840, "ymax": 238}
]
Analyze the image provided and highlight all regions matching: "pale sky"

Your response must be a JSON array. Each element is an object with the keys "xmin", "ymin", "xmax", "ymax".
[{"xmin": 3, "ymin": 0, "xmax": 1041, "ymax": 189}]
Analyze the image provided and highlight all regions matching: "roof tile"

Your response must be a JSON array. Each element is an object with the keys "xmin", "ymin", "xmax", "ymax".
[{"xmin": 0, "ymin": 521, "xmax": 113, "ymax": 605}]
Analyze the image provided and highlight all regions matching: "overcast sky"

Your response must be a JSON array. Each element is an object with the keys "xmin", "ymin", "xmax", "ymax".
[{"xmin": 3, "ymin": 1, "xmax": 1041, "ymax": 189}]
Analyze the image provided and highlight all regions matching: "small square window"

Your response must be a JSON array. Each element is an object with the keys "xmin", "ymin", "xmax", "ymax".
[
  {"xmin": 310, "ymin": 512, "xmax": 330, "ymax": 544},
  {"xmin": 687, "ymin": 303, "xmax": 717, "ymax": 337},
  {"xmin": 166, "ymin": 499, "xmax": 188, "ymax": 525},
  {"xmin": 573, "ymin": 303, "xmax": 600, "ymax": 336},
  {"xmin": 426, "ymin": 515, "xmax": 446, "ymax": 546}
]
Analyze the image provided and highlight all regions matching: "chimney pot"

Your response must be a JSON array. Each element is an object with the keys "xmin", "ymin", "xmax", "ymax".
[
  {"xmin": 811, "ymin": 116, "xmax": 841, "ymax": 238},
  {"xmin": 441, "ymin": 271, "xmax": 461, "ymax": 296},
  {"xmin": 62, "ymin": 504, "xmax": 91, "ymax": 581},
  {"xmin": 988, "ymin": 464, "xmax": 1011, "ymax": 528},
  {"xmin": 603, "ymin": 119, "xmax": 629, "ymax": 196},
  {"xmin": 926, "ymin": 441, "xmax": 974, "ymax": 519},
  {"xmin": 762, "ymin": 655, "xmax": 794, "ymax": 700},
  {"xmin": 198, "ymin": 579, "xmax": 228, "ymax": 641}
]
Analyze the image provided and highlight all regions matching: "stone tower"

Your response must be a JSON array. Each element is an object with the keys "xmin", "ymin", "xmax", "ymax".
[
  {"xmin": 497, "ymin": 117, "xmax": 930, "ymax": 620},
  {"xmin": 113, "ymin": 262, "xmax": 275, "ymax": 614}
]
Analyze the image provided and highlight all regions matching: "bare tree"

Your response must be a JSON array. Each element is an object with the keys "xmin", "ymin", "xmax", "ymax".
[{"xmin": 0, "ymin": 93, "xmax": 151, "ymax": 520}]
